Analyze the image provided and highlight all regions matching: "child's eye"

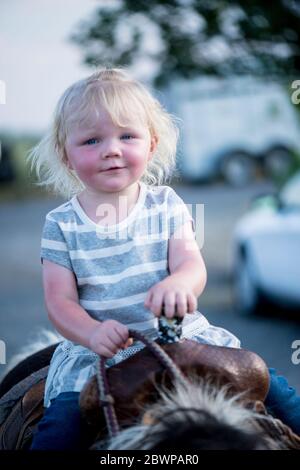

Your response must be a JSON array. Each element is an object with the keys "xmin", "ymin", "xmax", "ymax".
[
  {"xmin": 121, "ymin": 134, "xmax": 134, "ymax": 140},
  {"xmin": 84, "ymin": 138, "xmax": 99, "ymax": 145}
]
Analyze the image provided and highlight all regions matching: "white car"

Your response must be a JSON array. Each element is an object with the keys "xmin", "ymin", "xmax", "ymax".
[{"xmin": 232, "ymin": 172, "xmax": 300, "ymax": 314}]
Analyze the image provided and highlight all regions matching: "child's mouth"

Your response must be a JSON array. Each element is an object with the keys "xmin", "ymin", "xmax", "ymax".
[{"xmin": 103, "ymin": 167, "xmax": 123, "ymax": 171}]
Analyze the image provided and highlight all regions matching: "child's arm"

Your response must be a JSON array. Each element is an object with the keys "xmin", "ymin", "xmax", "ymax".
[
  {"xmin": 144, "ymin": 221, "xmax": 206, "ymax": 318},
  {"xmin": 43, "ymin": 259, "xmax": 131, "ymax": 357},
  {"xmin": 168, "ymin": 220, "xmax": 207, "ymax": 297}
]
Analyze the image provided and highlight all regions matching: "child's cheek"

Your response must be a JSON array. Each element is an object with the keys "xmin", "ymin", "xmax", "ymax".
[
  {"xmin": 127, "ymin": 152, "xmax": 148, "ymax": 173},
  {"xmin": 76, "ymin": 155, "xmax": 98, "ymax": 175}
]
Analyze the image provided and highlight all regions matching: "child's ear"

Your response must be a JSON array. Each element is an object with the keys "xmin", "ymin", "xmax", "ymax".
[{"xmin": 149, "ymin": 135, "xmax": 158, "ymax": 156}]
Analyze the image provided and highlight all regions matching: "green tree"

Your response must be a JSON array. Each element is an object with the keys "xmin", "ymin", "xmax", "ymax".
[{"xmin": 72, "ymin": 0, "xmax": 300, "ymax": 86}]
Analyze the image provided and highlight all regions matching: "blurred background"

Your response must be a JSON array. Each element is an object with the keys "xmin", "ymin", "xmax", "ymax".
[{"xmin": 1, "ymin": 0, "xmax": 300, "ymax": 389}]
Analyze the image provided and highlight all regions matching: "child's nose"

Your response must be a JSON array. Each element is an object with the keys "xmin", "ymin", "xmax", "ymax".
[{"xmin": 102, "ymin": 138, "xmax": 122, "ymax": 158}]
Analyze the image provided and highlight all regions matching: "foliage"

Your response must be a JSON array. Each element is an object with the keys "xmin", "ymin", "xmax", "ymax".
[
  {"xmin": 72, "ymin": 0, "xmax": 300, "ymax": 86},
  {"xmin": 0, "ymin": 134, "xmax": 46, "ymax": 201}
]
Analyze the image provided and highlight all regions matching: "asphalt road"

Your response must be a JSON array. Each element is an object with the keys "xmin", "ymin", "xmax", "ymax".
[{"xmin": 1, "ymin": 181, "xmax": 300, "ymax": 392}]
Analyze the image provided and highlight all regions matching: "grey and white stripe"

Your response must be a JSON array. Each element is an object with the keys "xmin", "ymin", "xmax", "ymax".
[{"xmin": 42, "ymin": 182, "xmax": 240, "ymax": 407}]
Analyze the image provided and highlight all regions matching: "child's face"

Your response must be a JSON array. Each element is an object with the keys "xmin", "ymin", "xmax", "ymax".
[{"xmin": 65, "ymin": 109, "xmax": 156, "ymax": 195}]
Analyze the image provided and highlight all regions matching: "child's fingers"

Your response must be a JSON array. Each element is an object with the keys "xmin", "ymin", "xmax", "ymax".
[
  {"xmin": 103, "ymin": 334, "xmax": 121, "ymax": 353},
  {"xmin": 123, "ymin": 338, "xmax": 134, "ymax": 349},
  {"xmin": 175, "ymin": 292, "xmax": 188, "ymax": 317},
  {"xmin": 150, "ymin": 291, "xmax": 164, "ymax": 316},
  {"xmin": 163, "ymin": 291, "xmax": 176, "ymax": 318},
  {"xmin": 113, "ymin": 324, "xmax": 129, "ymax": 344},
  {"xmin": 187, "ymin": 292, "xmax": 197, "ymax": 313},
  {"xmin": 111, "ymin": 325, "xmax": 133, "ymax": 350},
  {"xmin": 95, "ymin": 344, "xmax": 116, "ymax": 358}
]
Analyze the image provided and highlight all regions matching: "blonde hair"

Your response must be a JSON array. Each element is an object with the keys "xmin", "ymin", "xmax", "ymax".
[{"xmin": 28, "ymin": 68, "xmax": 179, "ymax": 198}]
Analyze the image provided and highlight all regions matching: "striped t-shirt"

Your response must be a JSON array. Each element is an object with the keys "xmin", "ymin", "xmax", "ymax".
[{"xmin": 41, "ymin": 182, "xmax": 240, "ymax": 407}]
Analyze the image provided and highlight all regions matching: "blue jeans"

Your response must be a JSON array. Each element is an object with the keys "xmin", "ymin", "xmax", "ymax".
[
  {"xmin": 30, "ymin": 392, "xmax": 94, "ymax": 450},
  {"xmin": 30, "ymin": 369, "xmax": 300, "ymax": 450},
  {"xmin": 265, "ymin": 368, "xmax": 300, "ymax": 435}
]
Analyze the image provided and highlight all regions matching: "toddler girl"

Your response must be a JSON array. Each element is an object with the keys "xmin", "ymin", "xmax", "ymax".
[{"xmin": 29, "ymin": 68, "xmax": 300, "ymax": 449}]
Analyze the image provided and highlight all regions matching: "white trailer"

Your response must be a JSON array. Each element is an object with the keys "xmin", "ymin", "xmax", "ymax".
[{"xmin": 166, "ymin": 77, "xmax": 300, "ymax": 185}]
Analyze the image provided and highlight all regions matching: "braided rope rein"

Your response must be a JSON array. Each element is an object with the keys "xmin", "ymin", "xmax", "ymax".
[{"xmin": 96, "ymin": 329, "xmax": 190, "ymax": 439}]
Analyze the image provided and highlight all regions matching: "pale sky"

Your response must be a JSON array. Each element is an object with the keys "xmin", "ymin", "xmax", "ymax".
[{"xmin": 0, "ymin": 0, "xmax": 99, "ymax": 134}]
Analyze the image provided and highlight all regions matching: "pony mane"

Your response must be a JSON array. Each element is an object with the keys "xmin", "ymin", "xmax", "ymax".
[{"xmin": 105, "ymin": 377, "xmax": 278, "ymax": 450}]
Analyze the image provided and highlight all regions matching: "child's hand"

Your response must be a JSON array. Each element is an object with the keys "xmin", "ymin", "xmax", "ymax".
[
  {"xmin": 144, "ymin": 277, "xmax": 197, "ymax": 319},
  {"xmin": 88, "ymin": 319, "xmax": 133, "ymax": 358}
]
